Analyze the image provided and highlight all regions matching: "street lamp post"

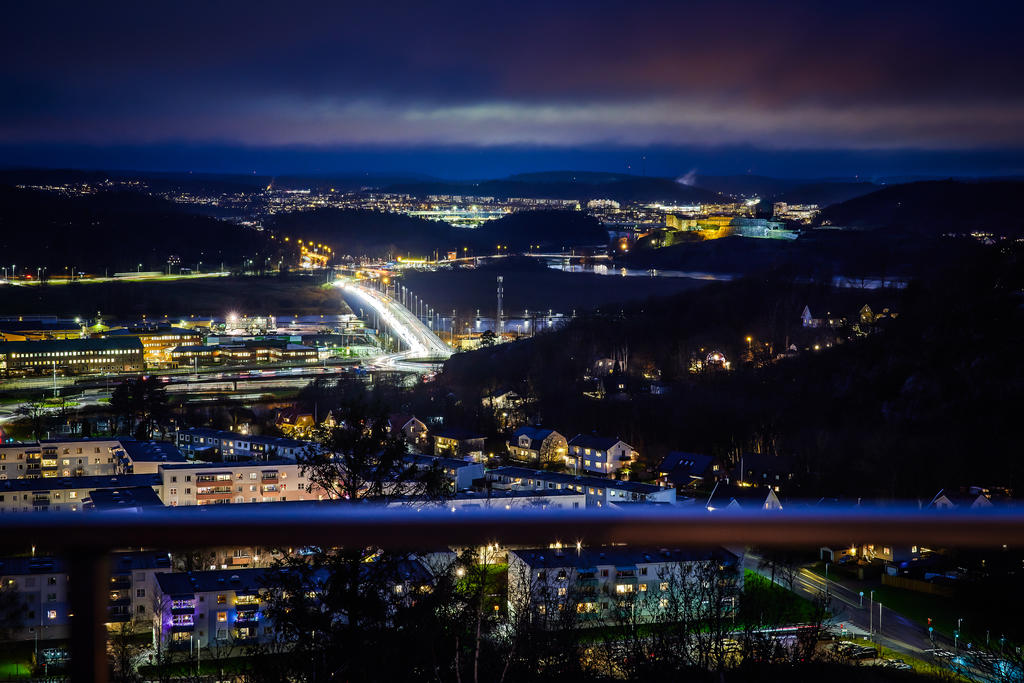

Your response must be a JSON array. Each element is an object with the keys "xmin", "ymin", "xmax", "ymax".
[{"xmin": 869, "ymin": 590, "xmax": 875, "ymax": 634}]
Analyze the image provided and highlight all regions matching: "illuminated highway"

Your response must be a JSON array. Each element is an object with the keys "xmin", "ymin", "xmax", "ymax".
[{"xmin": 336, "ymin": 279, "xmax": 452, "ymax": 361}]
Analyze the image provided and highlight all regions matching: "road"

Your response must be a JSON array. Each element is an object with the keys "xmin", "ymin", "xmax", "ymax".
[
  {"xmin": 744, "ymin": 554, "xmax": 956, "ymax": 662},
  {"xmin": 336, "ymin": 279, "xmax": 452, "ymax": 360}
]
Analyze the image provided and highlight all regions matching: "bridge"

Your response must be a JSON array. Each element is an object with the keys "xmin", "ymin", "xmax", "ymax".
[{"xmin": 336, "ymin": 279, "xmax": 452, "ymax": 362}]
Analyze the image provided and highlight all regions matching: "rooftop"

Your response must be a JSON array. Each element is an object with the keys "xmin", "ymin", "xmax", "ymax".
[
  {"xmin": 568, "ymin": 434, "xmax": 625, "ymax": 451},
  {"xmin": 120, "ymin": 440, "xmax": 187, "ymax": 463},
  {"xmin": 509, "ymin": 545, "xmax": 738, "ymax": 570},
  {"xmin": 488, "ymin": 466, "xmax": 668, "ymax": 495},
  {"xmin": 0, "ymin": 473, "xmax": 160, "ymax": 494},
  {"xmin": 0, "ymin": 337, "xmax": 144, "ymax": 353}
]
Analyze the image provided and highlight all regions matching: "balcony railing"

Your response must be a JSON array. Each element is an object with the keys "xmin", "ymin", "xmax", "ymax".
[{"xmin": 5, "ymin": 505, "xmax": 1024, "ymax": 682}]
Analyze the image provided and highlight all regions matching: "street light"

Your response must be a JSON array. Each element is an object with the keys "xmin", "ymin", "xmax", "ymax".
[{"xmin": 869, "ymin": 590, "xmax": 875, "ymax": 634}]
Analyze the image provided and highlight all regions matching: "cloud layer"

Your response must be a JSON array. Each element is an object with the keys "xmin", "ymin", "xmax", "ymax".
[{"xmin": 2, "ymin": 0, "xmax": 1023, "ymax": 152}]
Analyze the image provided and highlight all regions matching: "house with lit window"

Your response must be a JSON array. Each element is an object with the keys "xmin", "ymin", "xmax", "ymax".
[
  {"xmin": 432, "ymin": 429, "xmax": 486, "ymax": 460},
  {"xmin": 387, "ymin": 414, "xmax": 429, "ymax": 446},
  {"xmin": 567, "ymin": 435, "xmax": 637, "ymax": 477},
  {"xmin": 656, "ymin": 451, "xmax": 720, "ymax": 489},
  {"xmin": 507, "ymin": 545, "xmax": 741, "ymax": 627},
  {"xmin": 506, "ymin": 427, "xmax": 567, "ymax": 466}
]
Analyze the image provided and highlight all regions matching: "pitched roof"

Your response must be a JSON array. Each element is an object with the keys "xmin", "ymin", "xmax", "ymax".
[
  {"xmin": 510, "ymin": 426, "xmax": 559, "ymax": 450},
  {"xmin": 568, "ymin": 434, "xmax": 626, "ymax": 451},
  {"xmin": 658, "ymin": 451, "xmax": 715, "ymax": 482},
  {"xmin": 706, "ymin": 482, "xmax": 779, "ymax": 510},
  {"xmin": 434, "ymin": 428, "xmax": 485, "ymax": 441}
]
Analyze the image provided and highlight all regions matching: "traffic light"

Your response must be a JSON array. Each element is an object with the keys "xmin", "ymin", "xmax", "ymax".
[{"xmin": 927, "ymin": 617, "xmax": 932, "ymax": 626}]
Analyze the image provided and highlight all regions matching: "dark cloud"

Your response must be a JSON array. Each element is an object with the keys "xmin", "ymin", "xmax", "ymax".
[{"xmin": 1, "ymin": 0, "xmax": 1022, "ymax": 166}]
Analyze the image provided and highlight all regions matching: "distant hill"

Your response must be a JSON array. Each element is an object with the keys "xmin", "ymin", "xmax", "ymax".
[
  {"xmin": 691, "ymin": 174, "xmax": 878, "ymax": 205},
  {"xmin": 0, "ymin": 186, "xmax": 284, "ymax": 273},
  {"xmin": 772, "ymin": 181, "xmax": 879, "ymax": 206},
  {"xmin": 382, "ymin": 174, "xmax": 723, "ymax": 204},
  {"xmin": 619, "ymin": 231, "xmax": 980, "ymax": 280},
  {"xmin": 267, "ymin": 208, "xmax": 608, "ymax": 258},
  {"xmin": 815, "ymin": 180, "xmax": 1024, "ymax": 236}
]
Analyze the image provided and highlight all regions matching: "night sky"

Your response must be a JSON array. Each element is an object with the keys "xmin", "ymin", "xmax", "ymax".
[{"xmin": 2, "ymin": 0, "xmax": 1023, "ymax": 178}]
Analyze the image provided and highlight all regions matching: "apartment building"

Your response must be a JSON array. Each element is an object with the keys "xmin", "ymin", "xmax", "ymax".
[
  {"xmin": 486, "ymin": 467, "xmax": 675, "ymax": 508},
  {"xmin": 507, "ymin": 545, "xmax": 742, "ymax": 627},
  {"xmin": 0, "ymin": 474, "xmax": 161, "ymax": 513},
  {"xmin": 174, "ymin": 428, "xmax": 307, "ymax": 461},
  {"xmin": 154, "ymin": 569, "xmax": 270, "ymax": 651},
  {"xmin": 0, "ymin": 438, "xmax": 125, "ymax": 480},
  {"xmin": 154, "ymin": 560, "xmax": 436, "ymax": 650},
  {"xmin": 158, "ymin": 461, "xmax": 316, "ymax": 506},
  {"xmin": 0, "ymin": 551, "xmax": 172, "ymax": 641},
  {"xmin": 409, "ymin": 488, "xmax": 585, "ymax": 511}
]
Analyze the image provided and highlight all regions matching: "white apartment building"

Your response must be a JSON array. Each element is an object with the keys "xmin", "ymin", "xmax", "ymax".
[
  {"xmin": 159, "ymin": 461, "xmax": 317, "ymax": 506},
  {"xmin": 486, "ymin": 467, "xmax": 675, "ymax": 508},
  {"xmin": 566, "ymin": 435, "xmax": 638, "ymax": 476}
]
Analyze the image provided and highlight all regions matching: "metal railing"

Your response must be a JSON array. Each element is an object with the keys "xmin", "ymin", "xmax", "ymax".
[{"xmin": 4, "ymin": 505, "xmax": 1024, "ymax": 682}]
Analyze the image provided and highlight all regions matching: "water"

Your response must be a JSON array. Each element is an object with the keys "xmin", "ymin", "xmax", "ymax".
[{"xmin": 545, "ymin": 259, "xmax": 907, "ymax": 290}]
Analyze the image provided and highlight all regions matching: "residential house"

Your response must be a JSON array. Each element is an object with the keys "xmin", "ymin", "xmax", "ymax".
[
  {"xmin": 402, "ymin": 454, "xmax": 484, "ymax": 492},
  {"xmin": 928, "ymin": 487, "xmax": 994, "ymax": 510},
  {"xmin": 731, "ymin": 453, "xmax": 795, "ymax": 491},
  {"xmin": 387, "ymin": 414, "xmax": 429, "ymax": 447},
  {"xmin": 656, "ymin": 452, "xmax": 719, "ymax": 489},
  {"xmin": 433, "ymin": 429, "xmax": 486, "ymax": 461},
  {"xmin": 567, "ymin": 435, "xmax": 637, "ymax": 477},
  {"xmin": 506, "ymin": 427, "xmax": 567, "ymax": 466},
  {"xmin": 705, "ymin": 482, "xmax": 783, "ymax": 511},
  {"xmin": 275, "ymin": 407, "xmax": 315, "ymax": 438}
]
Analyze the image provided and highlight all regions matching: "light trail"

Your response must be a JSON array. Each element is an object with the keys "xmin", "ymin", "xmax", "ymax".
[{"xmin": 336, "ymin": 279, "xmax": 452, "ymax": 360}]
